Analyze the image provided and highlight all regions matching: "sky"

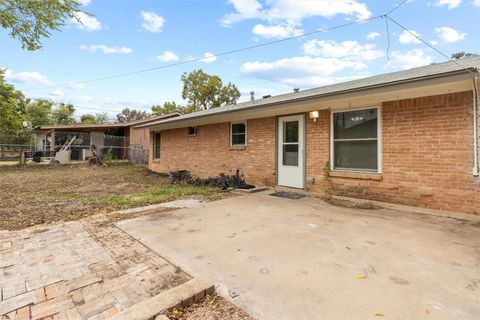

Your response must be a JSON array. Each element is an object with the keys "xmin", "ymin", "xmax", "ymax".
[{"xmin": 1, "ymin": 0, "xmax": 479, "ymax": 121}]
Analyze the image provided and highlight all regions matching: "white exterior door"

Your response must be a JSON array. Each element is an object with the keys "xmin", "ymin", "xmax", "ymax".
[{"xmin": 277, "ymin": 115, "xmax": 305, "ymax": 188}]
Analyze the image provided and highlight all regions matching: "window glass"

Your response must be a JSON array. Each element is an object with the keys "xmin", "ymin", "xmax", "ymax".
[
  {"xmin": 283, "ymin": 144, "xmax": 299, "ymax": 166},
  {"xmin": 283, "ymin": 121, "xmax": 298, "ymax": 143},
  {"xmin": 231, "ymin": 122, "xmax": 246, "ymax": 145},
  {"xmin": 333, "ymin": 108, "xmax": 379, "ymax": 172},
  {"xmin": 334, "ymin": 140, "xmax": 377, "ymax": 170},
  {"xmin": 154, "ymin": 132, "xmax": 161, "ymax": 159},
  {"xmin": 232, "ymin": 123, "xmax": 245, "ymax": 134},
  {"xmin": 188, "ymin": 127, "xmax": 197, "ymax": 136},
  {"xmin": 333, "ymin": 108, "xmax": 377, "ymax": 139},
  {"xmin": 232, "ymin": 134, "xmax": 245, "ymax": 145}
]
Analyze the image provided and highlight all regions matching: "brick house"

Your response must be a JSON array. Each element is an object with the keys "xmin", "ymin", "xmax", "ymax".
[{"xmin": 137, "ymin": 57, "xmax": 480, "ymax": 214}]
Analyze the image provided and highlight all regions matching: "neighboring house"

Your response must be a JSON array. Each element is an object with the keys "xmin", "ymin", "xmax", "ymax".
[
  {"xmin": 34, "ymin": 113, "xmax": 179, "ymax": 162},
  {"xmin": 137, "ymin": 57, "xmax": 480, "ymax": 214}
]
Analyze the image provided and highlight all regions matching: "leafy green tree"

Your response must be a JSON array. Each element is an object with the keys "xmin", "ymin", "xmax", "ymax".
[
  {"xmin": 451, "ymin": 52, "xmax": 478, "ymax": 59},
  {"xmin": 151, "ymin": 101, "xmax": 179, "ymax": 115},
  {"xmin": 151, "ymin": 101, "xmax": 197, "ymax": 116},
  {"xmin": 116, "ymin": 108, "xmax": 147, "ymax": 123},
  {"xmin": 80, "ymin": 114, "xmax": 96, "ymax": 124},
  {"xmin": 0, "ymin": 0, "xmax": 85, "ymax": 50},
  {"xmin": 181, "ymin": 69, "xmax": 240, "ymax": 111},
  {"xmin": 0, "ymin": 69, "xmax": 28, "ymax": 142},
  {"xmin": 95, "ymin": 112, "xmax": 109, "ymax": 124},
  {"xmin": 52, "ymin": 103, "xmax": 75, "ymax": 125},
  {"xmin": 25, "ymin": 99, "xmax": 54, "ymax": 126}
]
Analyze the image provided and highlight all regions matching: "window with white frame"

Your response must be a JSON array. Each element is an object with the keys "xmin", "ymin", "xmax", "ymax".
[
  {"xmin": 332, "ymin": 107, "xmax": 379, "ymax": 172},
  {"xmin": 231, "ymin": 122, "xmax": 246, "ymax": 146},
  {"xmin": 188, "ymin": 126, "xmax": 197, "ymax": 136},
  {"xmin": 153, "ymin": 132, "xmax": 161, "ymax": 160}
]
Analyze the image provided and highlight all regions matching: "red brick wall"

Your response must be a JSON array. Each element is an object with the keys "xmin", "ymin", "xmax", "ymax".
[
  {"xmin": 150, "ymin": 117, "xmax": 276, "ymax": 186},
  {"xmin": 149, "ymin": 91, "xmax": 480, "ymax": 214},
  {"xmin": 306, "ymin": 91, "xmax": 480, "ymax": 214}
]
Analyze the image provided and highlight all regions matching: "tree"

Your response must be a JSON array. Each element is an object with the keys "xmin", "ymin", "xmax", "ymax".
[
  {"xmin": 451, "ymin": 52, "xmax": 478, "ymax": 59},
  {"xmin": 95, "ymin": 112, "xmax": 109, "ymax": 124},
  {"xmin": 181, "ymin": 69, "xmax": 240, "ymax": 112},
  {"xmin": 0, "ymin": 69, "xmax": 28, "ymax": 142},
  {"xmin": 0, "ymin": 0, "xmax": 86, "ymax": 51},
  {"xmin": 151, "ymin": 101, "xmax": 179, "ymax": 115},
  {"xmin": 116, "ymin": 108, "xmax": 147, "ymax": 123},
  {"xmin": 80, "ymin": 114, "xmax": 96, "ymax": 124},
  {"xmin": 26, "ymin": 99, "xmax": 54, "ymax": 126},
  {"xmin": 52, "ymin": 103, "xmax": 75, "ymax": 125},
  {"xmin": 151, "ymin": 101, "xmax": 194, "ymax": 116}
]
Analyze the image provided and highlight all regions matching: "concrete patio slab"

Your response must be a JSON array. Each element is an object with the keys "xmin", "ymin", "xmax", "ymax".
[{"xmin": 117, "ymin": 192, "xmax": 480, "ymax": 320}]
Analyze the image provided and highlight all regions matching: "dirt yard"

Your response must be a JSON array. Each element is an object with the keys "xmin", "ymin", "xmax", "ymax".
[
  {"xmin": 164, "ymin": 294, "xmax": 255, "ymax": 320},
  {"xmin": 0, "ymin": 163, "xmax": 222, "ymax": 230}
]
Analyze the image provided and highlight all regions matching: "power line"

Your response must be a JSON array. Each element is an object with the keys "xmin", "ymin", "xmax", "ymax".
[
  {"xmin": 30, "ymin": 15, "xmax": 384, "ymax": 92},
  {"xmin": 385, "ymin": 0, "xmax": 409, "ymax": 16},
  {"xmin": 385, "ymin": 15, "xmax": 478, "ymax": 76}
]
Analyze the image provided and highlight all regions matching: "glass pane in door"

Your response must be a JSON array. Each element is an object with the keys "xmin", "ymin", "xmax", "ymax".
[
  {"xmin": 284, "ymin": 121, "xmax": 298, "ymax": 143},
  {"xmin": 283, "ymin": 144, "xmax": 299, "ymax": 166}
]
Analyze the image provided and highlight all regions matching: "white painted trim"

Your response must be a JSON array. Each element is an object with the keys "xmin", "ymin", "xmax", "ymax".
[
  {"xmin": 230, "ymin": 121, "xmax": 247, "ymax": 147},
  {"xmin": 473, "ymin": 77, "xmax": 479, "ymax": 176},
  {"xmin": 277, "ymin": 114, "xmax": 305, "ymax": 188},
  {"xmin": 330, "ymin": 106, "xmax": 382, "ymax": 173}
]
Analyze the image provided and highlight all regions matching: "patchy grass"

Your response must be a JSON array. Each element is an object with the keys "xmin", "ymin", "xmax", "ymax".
[{"xmin": 0, "ymin": 163, "xmax": 224, "ymax": 230}]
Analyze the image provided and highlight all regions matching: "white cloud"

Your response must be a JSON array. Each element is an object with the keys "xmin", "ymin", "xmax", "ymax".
[
  {"xmin": 156, "ymin": 51, "xmax": 180, "ymax": 62},
  {"xmin": 77, "ymin": 0, "xmax": 91, "ymax": 5},
  {"xmin": 221, "ymin": 0, "xmax": 371, "ymax": 29},
  {"xmin": 252, "ymin": 24, "xmax": 303, "ymax": 39},
  {"xmin": 73, "ymin": 95, "xmax": 94, "ymax": 103},
  {"xmin": 49, "ymin": 89, "xmax": 64, "ymax": 97},
  {"xmin": 141, "ymin": 11, "xmax": 165, "ymax": 33},
  {"xmin": 221, "ymin": 0, "xmax": 264, "ymax": 26},
  {"xmin": 71, "ymin": 12, "xmax": 102, "ymax": 31},
  {"xmin": 202, "ymin": 52, "xmax": 217, "ymax": 63},
  {"xmin": 434, "ymin": 26, "xmax": 466, "ymax": 43},
  {"xmin": 474, "ymin": 0, "xmax": 480, "ymax": 6},
  {"xmin": 79, "ymin": 44, "xmax": 132, "ymax": 54},
  {"xmin": 302, "ymin": 40, "xmax": 383, "ymax": 61},
  {"xmin": 366, "ymin": 31, "xmax": 380, "ymax": 40},
  {"xmin": 4, "ymin": 69, "xmax": 52, "ymax": 86},
  {"xmin": 386, "ymin": 49, "xmax": 433, "ymax": 70},
  {"xmin": 67, "ymin": 83, "xmax": 86, "ymax": 90},
  {"xmin": 435, "ymin": 0, "xmax": 462, "ymax": 9},
  {"xmin": 398, "ymin": 29, "xmax": 421, "ymax": 44},
  {"xmin": 241, "ymin": 56, "xmax": 367, "ymax": 87}
]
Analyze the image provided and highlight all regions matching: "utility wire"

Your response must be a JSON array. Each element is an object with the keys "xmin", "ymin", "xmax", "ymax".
[
  {"xmin": 385, "ymin": 0, "xmax": 409, "ymax": 16},
  {"xmin": 384, "ymin": 16, "xmax": 391, "ymax": 61},
  {"xmin": 30, "ymin": 15, "xmax": 384, "ymax": 92},
  {"xmin": 385, "ymin": 15, "xmax": 478, "ymax": 76}
]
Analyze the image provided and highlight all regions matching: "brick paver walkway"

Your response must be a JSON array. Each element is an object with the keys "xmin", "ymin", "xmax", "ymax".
[{"xmin": 0, "ymin": 214, "xmax": 190, "ymax": 319}]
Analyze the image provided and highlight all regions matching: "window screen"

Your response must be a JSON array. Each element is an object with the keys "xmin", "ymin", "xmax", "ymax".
[
  {"xmin": 333, "ymin": 108, "xmax": 378, "ymax": 171},
  {"xmin": 154, "ymin": 132, "xmax": 161, "ymax": 160},
  {"xmin": 188, "ymin": 127, "xmax": 197, "ymax": 136},
  {"xmin": 231, "ymin": 122, "xmax": 246, "ymax": 145}
]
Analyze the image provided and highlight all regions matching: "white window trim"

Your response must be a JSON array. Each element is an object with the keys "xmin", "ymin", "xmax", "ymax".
[
  {"xmin": 230, "ymin": 121, "xmax": 247, "ymax": 147},
  {"xmin": 188, "ymin": 126, "xmax": 198, "ymax": 137},
  {"xmin": 153, "ymin": 132, "xmax": 161, "ymax": 160},
  {"xmin": 330, "ymin": 106, "xmax": 382, "ymax": 174}
]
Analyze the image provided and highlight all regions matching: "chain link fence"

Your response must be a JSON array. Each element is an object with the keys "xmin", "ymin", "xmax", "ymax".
[{"xmin": 0, "ymin": 133, "xmax": 149, "ymax": 165}]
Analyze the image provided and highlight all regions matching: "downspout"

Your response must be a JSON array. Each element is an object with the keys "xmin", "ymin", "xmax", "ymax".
[{"xmin": 472, "ymin": 72, "xmax": 480, "ymax": 176}]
